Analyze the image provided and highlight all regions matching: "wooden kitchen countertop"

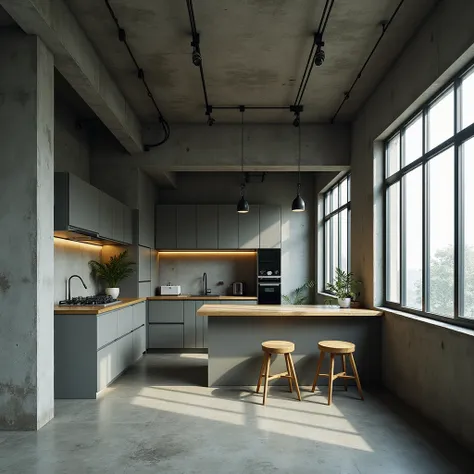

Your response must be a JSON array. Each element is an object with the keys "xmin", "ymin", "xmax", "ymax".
[
  {"xmin": 148, "ymin": 296, "xmax": 258, "ymax": 301},
  {"xmin": 197, "ymin": 304, "xmax": 383, "ymax": 317},
  {"xmin": 54, "ymin": 297, "xmax": 147, "ymax": 315}
]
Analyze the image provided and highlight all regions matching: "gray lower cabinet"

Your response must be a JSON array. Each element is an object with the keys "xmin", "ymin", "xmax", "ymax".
[
  {"xmin": 147, "ymin": 300, "xmax": 257, "ymax": 350},
  {"xmin": 148, "ymin": 324, "xmax": 184, "ymax": 349},
  {"xmin": 55, "ymin": 301, "xmax": 147, "ymax": 399}
]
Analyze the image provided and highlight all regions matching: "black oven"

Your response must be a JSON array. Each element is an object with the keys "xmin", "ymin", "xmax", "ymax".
[
  {"xmin": 258, "ymin": 278, "xmax": 281, "ymax": 305},
  {"xmin": 257, "ymin": 249, "xmax": 281, "ymax": 277}
]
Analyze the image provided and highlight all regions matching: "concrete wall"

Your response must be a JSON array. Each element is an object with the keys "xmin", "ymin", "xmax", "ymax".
[
  {"xmin": 158, "ymin": 253, "xmax": 257, "ymax": 297},
  {"xmin": 54, "ymin": 99, "xmax": 90, "ymax": 181},
  {"xmin": 0, "ymin": 33, "xmax": 54, "ymax": 430},
  {"xmin": 350, "ymin": 0, "xmax": 474, "ymax": 450},
  {"xmin": 159, "ymin": 172, "xmax": 314, "ymax": 298}
]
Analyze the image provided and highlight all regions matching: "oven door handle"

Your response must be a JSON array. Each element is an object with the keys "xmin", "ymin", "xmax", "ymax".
[{"xmin": 258, "ymin": 283, "xmax": 281, "ymax": 287}]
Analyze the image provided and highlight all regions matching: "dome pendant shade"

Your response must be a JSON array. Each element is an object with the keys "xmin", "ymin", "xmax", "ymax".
[
  {"xmin": 292, "ymin": 190, "xmax": 305, "ymax": 212},
  {"xmin": 237, "ymin": 195, "xmax": 250, "ymax": 213}
]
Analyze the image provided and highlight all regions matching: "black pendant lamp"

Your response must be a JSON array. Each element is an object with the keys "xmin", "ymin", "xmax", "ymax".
[
  {"xmin": 237, "ymin": 106, "xmax": 249, "ymax": 213},
  {"xmin": 292, "ymin": 123, "xmax": 305, "ymax": 212}
]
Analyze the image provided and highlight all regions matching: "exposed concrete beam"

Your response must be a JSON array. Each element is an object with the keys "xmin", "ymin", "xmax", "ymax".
[
  {"xmin": 135, "ymin": 123, "xmax": 350, "ymax": 172},
  {"xmin": 0, "ymin": 0, "xmax": 143, "ymax": 154}
]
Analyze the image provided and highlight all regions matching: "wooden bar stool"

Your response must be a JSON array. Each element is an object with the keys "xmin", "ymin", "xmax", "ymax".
[
  {"xmin": 311, "ymin": 340, "xmax": 364, "ymax": 405},
  {"xmin": 256, "ymin": 340, "xmax": 301, "ymax": 405}
]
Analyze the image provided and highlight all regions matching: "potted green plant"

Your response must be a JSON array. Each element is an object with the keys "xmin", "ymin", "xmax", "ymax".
[
  {"xmin": 282, "ymin": 280, "xmax": 315, "ymax": 305},
  {"xmin": 326, "ymin": 268, "xmax": 360, "ymax": 308},
  {"xmin": 89, "ymin": 250, "xmax": 135, "ymax": 299}
]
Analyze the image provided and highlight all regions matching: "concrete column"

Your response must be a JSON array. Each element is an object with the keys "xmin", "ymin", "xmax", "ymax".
[{"xmin": 0, "ymin": 32, "xmax": 54, "ymax": 430}]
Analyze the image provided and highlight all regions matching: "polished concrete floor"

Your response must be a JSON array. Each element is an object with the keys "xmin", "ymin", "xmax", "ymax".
[{"xmin": 0, "ymin": 353, "xmax": 473, "ymax": 473}]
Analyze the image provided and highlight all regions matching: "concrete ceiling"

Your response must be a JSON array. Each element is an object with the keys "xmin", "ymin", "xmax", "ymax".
[
  {"xmin": 51, "ymin": 1, "xmax": 439, "ymax": 124},
  {"xmin": 0, "ymin": 5, "xmax": 14, "ymax": 26}
]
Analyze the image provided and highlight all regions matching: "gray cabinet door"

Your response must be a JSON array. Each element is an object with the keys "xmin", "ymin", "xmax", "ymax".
[
  {"xmin": 117, "ymin": 306, "xmax": 134, "ymax": 337},
  {"xmin": 99, "ymin": 192, "xmax": 114, "ymax": 239},
  {"xmin": 138, "ymin": 246, "xmax": 151, "ymax": 282},
  {"xmin": 113, "ymin": 200, "xmax": 124, "ymax": 242},
  {"xmin": 177, "ymin": 205, "xmax": 197, "ymax": 249},
  {"xmin": 183, "ymin": 301, "xmax": 196, "ymax": 348},
  {"xmin": 97, "ymin": 311, "xmax": 118, "ymax": 349},
  {"xmin": 132, "ymin": 302, "xmax": 146, "ymax": 329},
  {"xmin": 123, "ymin": 206, "xmax": 133, "ymax": 244},
  {"xmin": 97, "ymin": 342, "xmax": 118, "ymax": 392},
  {"xmin": 69, "ymin": 174, "xmax": 100, "ymax": 233},
  {"xmin": 218, "ymin": 205, "xmax": 238, "ymax": 249},
  {"xmin": 148, "ymin": 324, "xmax": 183, "ymax": 349},
  {"xmin": 116, "ymin": 333, "xmax": 134, "ymax": 375},
  {"xmin": 155, "ymin": 205, "xmax": 177, "ymax": 249},
  {"xmin": 197, "ymin": 205, "xmax": 218, "ymax": 249},
  {"xmin": 133, "ymin": 326, "xmax": 146, "ymax": 361},
  {"xmin": 259, "ymin": 205, "xmax": 281, "ymax": 248},
  {"xmin": 195, "ymin": 300, "xmax": 220, "ymax": 348},
  {"xmin": 148, "ymin": 301, "xmax": 184, "ymax": 323},
  {"xmin": 238, "ymin": 207, "xmax": 260, "ymax": 248},
  {"xmin": 138, "ymin": 281, "xmax": 152, "ymax": 298}
]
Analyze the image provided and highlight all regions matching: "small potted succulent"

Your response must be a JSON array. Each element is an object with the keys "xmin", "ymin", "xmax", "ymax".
[
  {"xmin": 326, "ymin": 268, "xmax": 361, "ymax": 308},
  {"xmin": 89, "ymin": 250, "xmax": 135, "ymax": 299}
]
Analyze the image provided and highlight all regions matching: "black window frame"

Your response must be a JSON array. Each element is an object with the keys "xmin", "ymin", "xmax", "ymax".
[
  {"xmin": 323, "ymin": 174, "xmax": 351, "ymax": 292},
  {"xmin": 383, "ymin": 61, "xmax": 474, "ymax": 329}
]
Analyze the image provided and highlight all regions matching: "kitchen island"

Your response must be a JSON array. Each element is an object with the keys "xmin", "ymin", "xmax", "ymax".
[{"xmin": 197, "ymin": 304, "xmax": 383, "ymax": 387}]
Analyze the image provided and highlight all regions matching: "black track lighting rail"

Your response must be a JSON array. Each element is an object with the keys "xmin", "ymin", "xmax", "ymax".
[
  {"xmin": 186, "ymin": 0, "xmax": 214, "ymax": 125},
  {"xmin": 210, "ymin": 105, "xmax": 301, "ymax": 111},
  {"xmin": 293, "ymin": 0, "xmax": 335, "ymax": 108},
  {"xmin": 103, "ymin": 0, "xmax": 170, "ymax": 149},
  {"xmin": 331, "ymin": 0, "xmax": 406, "ymax": 123}
]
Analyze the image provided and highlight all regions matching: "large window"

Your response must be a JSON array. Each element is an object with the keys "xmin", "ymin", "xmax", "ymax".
[
  {"xmin": 384, "ymin": 63, "xmax": 474, "ymax": 326},
  {"xmin": 323, "ymin": 175, "xmax": 351, "ymax": 290}
]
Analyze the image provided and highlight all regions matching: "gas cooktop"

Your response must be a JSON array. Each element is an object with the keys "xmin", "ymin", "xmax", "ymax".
[{"xmin": 58, "ymin": 295, "xmax": 121, "ymax": 307}]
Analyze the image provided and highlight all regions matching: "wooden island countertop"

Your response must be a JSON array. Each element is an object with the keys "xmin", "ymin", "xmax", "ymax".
[{"xmin": 197, "ymin": 304, "xmax": 383, "ymax": 317}]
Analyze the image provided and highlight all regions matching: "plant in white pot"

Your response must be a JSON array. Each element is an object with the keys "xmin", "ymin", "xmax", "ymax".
[
  {"xmin": 89, "ymin": 251, "xmax": 135, "ymax": 299},
  {"xmin": 326, "ymin": 268, "xmax": 361, "ymax": 309}
]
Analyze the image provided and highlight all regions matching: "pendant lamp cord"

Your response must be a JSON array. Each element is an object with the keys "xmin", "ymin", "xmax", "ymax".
[
  {"xmin": 297, "ymin": 124, "xmax": 302, "ymax": 194},
  {"xmin": 240, "ymin": 106, "xmax": 245, "ymax": 188}
]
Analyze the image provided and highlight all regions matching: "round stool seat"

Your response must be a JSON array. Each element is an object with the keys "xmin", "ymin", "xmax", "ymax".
[
  {"xmin": 318, "ymin": 340, "xmax": 355, "ymax": 354},
  {"xmin": 262, "ymin": 340, "xmax": 295, "ymax": 354}
]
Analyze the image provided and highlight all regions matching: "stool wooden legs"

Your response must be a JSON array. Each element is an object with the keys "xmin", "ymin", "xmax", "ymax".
[
  {"xmin": 327, "ymin": 354, "xmax": 335, "ymax": 405},
  {"xmin": 349, "ymin": 353, "xmax": 364, "ymax": 401},
  {"xmin": 311, "ymin": 350, "xmax": 364, "ymax": 405},
  {"xmin": 341, "ymin": 355, "xmax": 348, "ymax": 391},
  {"xmin": 284, "ymin": 354, "xmax": 293, "ymax": 393},
  {"xmin": 311, "ymin": 351, "xmax": 325, "ymax": 391},
  {"xmin": 256, "ymin": 352, "xmax": 301, "ymax": 405},
  {"xmin": 286, "ymin": 353, "xmax": 301, "ymax": 401}
]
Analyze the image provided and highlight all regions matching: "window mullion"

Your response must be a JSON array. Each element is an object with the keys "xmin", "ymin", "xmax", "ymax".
[{"xmin": 422, "ymin": 109, "xmax": 429, "ymax": 313}]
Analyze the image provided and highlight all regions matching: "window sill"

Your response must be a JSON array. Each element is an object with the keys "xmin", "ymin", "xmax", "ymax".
[
  {"xmin": 377, "ymin": 306, "xmax": 474, "ymax": 337},
  {"xmin": 318, "ymin": 292, "xmax": 336, "ymax": 300}
]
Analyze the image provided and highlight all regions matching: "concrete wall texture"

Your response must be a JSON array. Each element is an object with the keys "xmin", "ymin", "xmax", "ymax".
[
  {"xmin": 159, "ymin": 172, "xmax": 314, "ymax": 298},
  {"xmin": 350, "ymin": 0, "xmax": 474, "ymax": 451},
  {"xmin": 0, "ymin": 34, "xmax": 55, "ymax": 430}
]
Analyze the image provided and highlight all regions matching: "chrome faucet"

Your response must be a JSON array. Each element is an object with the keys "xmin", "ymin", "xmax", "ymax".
[
  {"xmin": 202, "ymin": 272, "xmax": 211, "ymax": 296},
  {"xmin": 67, "ymin": 274, "xmax": 88, "ymax": 300}
]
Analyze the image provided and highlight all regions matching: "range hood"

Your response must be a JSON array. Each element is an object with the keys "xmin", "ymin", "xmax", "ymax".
[{"xmin": 54, "ymin": 228, "xmax": 120, "ymax": 246}]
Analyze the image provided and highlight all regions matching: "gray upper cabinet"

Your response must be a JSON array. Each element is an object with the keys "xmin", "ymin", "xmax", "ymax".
[
  {"xmin": 197, "ymin": 205, "xmax": 218, "ymax": 249},
  {"xmin": 155, "ymin": 205, "xmax": 177, "ymax": 249},
  {"xmin": 238, "ymin": 206, "xmax": 260, "ymax": 249},
  {"xmin": 259, "ymin": 205, "xmax": 281, "ymax": 248},
  {"xmin": 99, "ymin": 192, "xmax": 114, "ymax": 239},
  {"xmin": 138, "ymin": 246, "xmax": 151, "ymax": 282},
  {"xmin": 113, "ymin": 201, "xmax": 124, "ymax": 242},
  {"xmin": 218, "ymin": 205, "xmax": 239, "ymax": 249},
  {"xmin": 123, "ymin": 206, "xmax": 133, "ymax": 244},
  {"xmin": 177, "ymin": 205, "xmax": 197, "ymax": 249}
]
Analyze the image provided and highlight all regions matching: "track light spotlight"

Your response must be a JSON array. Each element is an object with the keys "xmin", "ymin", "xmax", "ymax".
[
  {"xmin": 207, "ymin": 116, "xmax": 215, "ymax": 126},
  {"xmin": 192, "ymin": 48, "xmax": 202, "ymax": 67},
  {"xmin": 293, "ymin": 114, "xmax": 300, "ymax": 128},
  {"xmin": 314, "ymin": 46, "xmax": 325, "ymax": 66}
]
